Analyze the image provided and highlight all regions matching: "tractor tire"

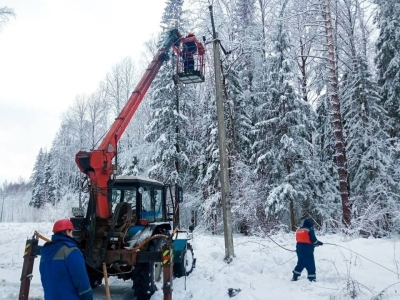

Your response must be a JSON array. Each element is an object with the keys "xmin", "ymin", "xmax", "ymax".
[
  {"xmin": 132, "ymin": 262, "xmax": 156, "ymax": 300},
  {"xmin": 174, "ymin": 243, "xmax": 195, "ymax": 278},
  {"xmin": 89, "ymin": 277, "xmax": 103, "ymax": 289},
  {"xmin": 131, "ymin": 237, "xmax": 163, "ymax": 300},
  {"xmin": 86, "ymin": 265, "xmax": 103, "ymax": 289}
]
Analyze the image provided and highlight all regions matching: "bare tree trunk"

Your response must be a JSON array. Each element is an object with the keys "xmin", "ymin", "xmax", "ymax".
[
  {"xmin": 257, "ymin": 0, "xmax": 269, "ymax": 57},
  {"xmin": 174, "ymin": 79, "xmax": 180, "ymax": 174},
  {"xmin": 285, "ymin": 161, "xmax": 296, "ymax": 231},
  {"xmin": 290, "ymin": 200, "xmax": 295, "ymax": 231},
  {"xmin": 323, "ymin": 0, "xmax": 351, "ymax": 226},
  {"xmin": 212, "ymin": 206, "xmax": 218, "ymax": 235},
  {"xmin": 298, "ymin": 36, "xmax": 309, "ymax": 102},
  {"xmin": 343, "ymin": 0, "xmax": 357, "ymax": 59},
  {"xmin": 355, "ymin": 0, "xmax": 368, "ymax": 57}
]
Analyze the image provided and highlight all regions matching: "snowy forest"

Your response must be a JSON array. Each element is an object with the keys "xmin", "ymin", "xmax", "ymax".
[{"xmin": 1, "ymin": 0, "xmax": 400, "ymax": 237}]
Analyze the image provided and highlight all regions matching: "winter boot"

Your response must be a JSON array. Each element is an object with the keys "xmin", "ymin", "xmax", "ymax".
[
  {"xmin": 291, "ymin": 274, "xmax": 299, "ymax": 281},
  {"xmin": 228, "ymin": 288, "xmax": 241, "ymax": 298}
]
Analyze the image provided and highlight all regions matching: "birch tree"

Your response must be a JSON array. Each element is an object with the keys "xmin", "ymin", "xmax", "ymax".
[{"xmin": 105, "ymin": 57, "xmax": 137, "ymax": 118}]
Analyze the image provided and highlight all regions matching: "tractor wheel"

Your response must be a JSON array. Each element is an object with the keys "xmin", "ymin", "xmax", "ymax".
[
  {"xmin": 86, "ymin": 265, "xmax": 103, "ymax": 289},
  {"xmin": 131, "ymin": 237, "xmax": 163, "ymax": 299},
  {"xmin": 89, "ymin": 277, "xmax": 103, "ymax": 289},
  {"xmin": 174, "ymin": 243, "xmax": 195, "ymax": 278},
  {"xmin": 132, "ymin": 261, "xmax": 156, "ymax": 300}
]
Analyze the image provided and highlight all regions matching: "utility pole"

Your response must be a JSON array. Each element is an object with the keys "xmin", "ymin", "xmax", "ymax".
[{"xmin": 209, "ymin": 5, "xmax": 234, "ymax": 262}]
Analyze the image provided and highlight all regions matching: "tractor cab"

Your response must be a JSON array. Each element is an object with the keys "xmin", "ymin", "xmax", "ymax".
[
  {"xmin": 172, "ymin": 33, "xmax": 205, "ymax": 84},
  {"xmin": 109, "ymin": 176, "xmax": 183, "ymax": 232},
  {"xmin": 110, "ymin": 176, "xmax": 165, "ymax": 224}
]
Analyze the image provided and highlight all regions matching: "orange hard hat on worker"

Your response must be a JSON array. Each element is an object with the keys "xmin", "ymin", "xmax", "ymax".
[{"xmin": 52, "ymin": 219, "xmax": 74, "ymax": 233}]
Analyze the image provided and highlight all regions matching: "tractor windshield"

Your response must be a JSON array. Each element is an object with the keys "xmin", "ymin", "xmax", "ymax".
[
  {"xmin": 141, "ymin": 187, "xmax": 164, "ymax": 222},
  {"xmin": 111, "ymin": 188, "xmax": 137, "ymax": 211}
]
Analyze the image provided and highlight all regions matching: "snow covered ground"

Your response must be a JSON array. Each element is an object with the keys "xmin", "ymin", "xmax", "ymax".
[{"xmin": 1, "ymin": 223, "xmax": 400, "ymax": 300}]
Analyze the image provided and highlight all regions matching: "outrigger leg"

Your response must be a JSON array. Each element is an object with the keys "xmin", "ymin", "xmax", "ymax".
[
  {"xmin": 19, "ymin": 233, "xmax": 42, "ymax": 300},
  {"xmin": 162, "ymin": 240, "xmax": 174, "ymax": 300}
]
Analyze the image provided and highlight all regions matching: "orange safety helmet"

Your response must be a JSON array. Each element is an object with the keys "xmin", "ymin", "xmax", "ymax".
[{"xmin": 53, "ymin": 219, "xmax": 74, "ymax": 233}]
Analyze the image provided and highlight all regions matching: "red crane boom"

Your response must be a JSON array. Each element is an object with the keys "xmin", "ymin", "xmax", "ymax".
[{"xmin": 75, "ymin": 29, "xmax": 183, "ymax": 219}]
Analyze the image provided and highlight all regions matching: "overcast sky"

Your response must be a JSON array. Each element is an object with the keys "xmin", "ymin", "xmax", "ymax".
[{"xmin": 0, "ymin": 0, "xmax": 166, "ymax": 185}]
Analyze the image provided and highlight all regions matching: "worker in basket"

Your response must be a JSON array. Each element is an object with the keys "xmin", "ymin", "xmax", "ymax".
[
  {"xmin": 39, "ymin": 219, "xmax": 93, "ymax": 300},
  {"xmin": 291, "ymin": 219, "xmax": 323, "ymax": 282},
  {"xmin": 182, "ymin": 31, "xmax": 197, "ymax": 73}
]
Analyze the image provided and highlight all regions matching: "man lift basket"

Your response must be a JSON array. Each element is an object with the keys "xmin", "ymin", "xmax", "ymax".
[{"xmin": 172, "ymin": 31, "xmax": 205, "ymax": 84}]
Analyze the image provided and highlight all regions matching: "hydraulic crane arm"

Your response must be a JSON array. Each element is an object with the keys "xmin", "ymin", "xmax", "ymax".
[{"xmin": 75, "ymin": 29, "xmax": 181, "ymax": 219}]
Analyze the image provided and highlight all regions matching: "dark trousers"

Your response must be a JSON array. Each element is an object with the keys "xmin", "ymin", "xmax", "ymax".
[
  {"xmin": 293, "ymin": 244, "xmax": 316, "ymax": 280},
  {"xmin": 184, "ymin": 58, "xmax": 195, "ymax": 72}
]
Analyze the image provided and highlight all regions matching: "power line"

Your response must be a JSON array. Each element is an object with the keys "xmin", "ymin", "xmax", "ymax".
[{"xmin": 325, "ymin": 242, "xmax": 400, "ymax": 276}]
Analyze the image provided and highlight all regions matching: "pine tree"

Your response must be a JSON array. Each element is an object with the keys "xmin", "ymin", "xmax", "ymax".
[
  {"xmin": 227, "ymin": 0, "xmax": 259, "ymax": 161},
  {"xmin": 342, "ymin": 55, "xmax": 398, "ymax": 232},
  {"xmin": 30, "ymin": 148, "xmax": 46, "ymax": 208},
  {"xmin": 43, "ymin": 153, "xmax": 57, "ymax": 205},
  {"xmin": 226, "ymin": 0, "xmax": 266, "ymax": 234},
  {"xmin": 252, "ymin": 3, "xmax": 315, "ymax": 231},
  {"xmin": 197, "ymin": 118, "xmax": 222, "ymax": 233},
  {"xmin": 314, "ymin": 95, "xmax": 342, "ymax": 228},
  {"xmin": 145, "ymin": 0, "xmax": 192, "ymax": 185},
  {"xmin": 375, "ymin": 0, "xmax": 400, "ymax": 140},
  {"xmin": 122, "ymin": 156, "xmax": 143, "ymax": 176}
]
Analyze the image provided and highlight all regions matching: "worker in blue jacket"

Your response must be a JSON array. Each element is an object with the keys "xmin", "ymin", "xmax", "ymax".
[
  {"xmin": 292, "ymin": 219, "xmax": 323, "ymax": 282},
  {"xmin": 40, "ymin": 219, "xmax": 93, "ymax": 300}
]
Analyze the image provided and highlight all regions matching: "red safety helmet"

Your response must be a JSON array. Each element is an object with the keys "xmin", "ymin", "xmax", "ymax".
[{"xmin": 53, "ymin": 219, "xmax": 74, "ymax": 233}]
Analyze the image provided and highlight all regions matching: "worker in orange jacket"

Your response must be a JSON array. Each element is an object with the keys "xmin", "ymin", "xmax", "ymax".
[
  {"xmin": 182, "ymin": 31, "xmax": 197, "ymax": 72},
  {"xmin": 292, "ymin": 219, "xmax": 323, "ymax": 282}
]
